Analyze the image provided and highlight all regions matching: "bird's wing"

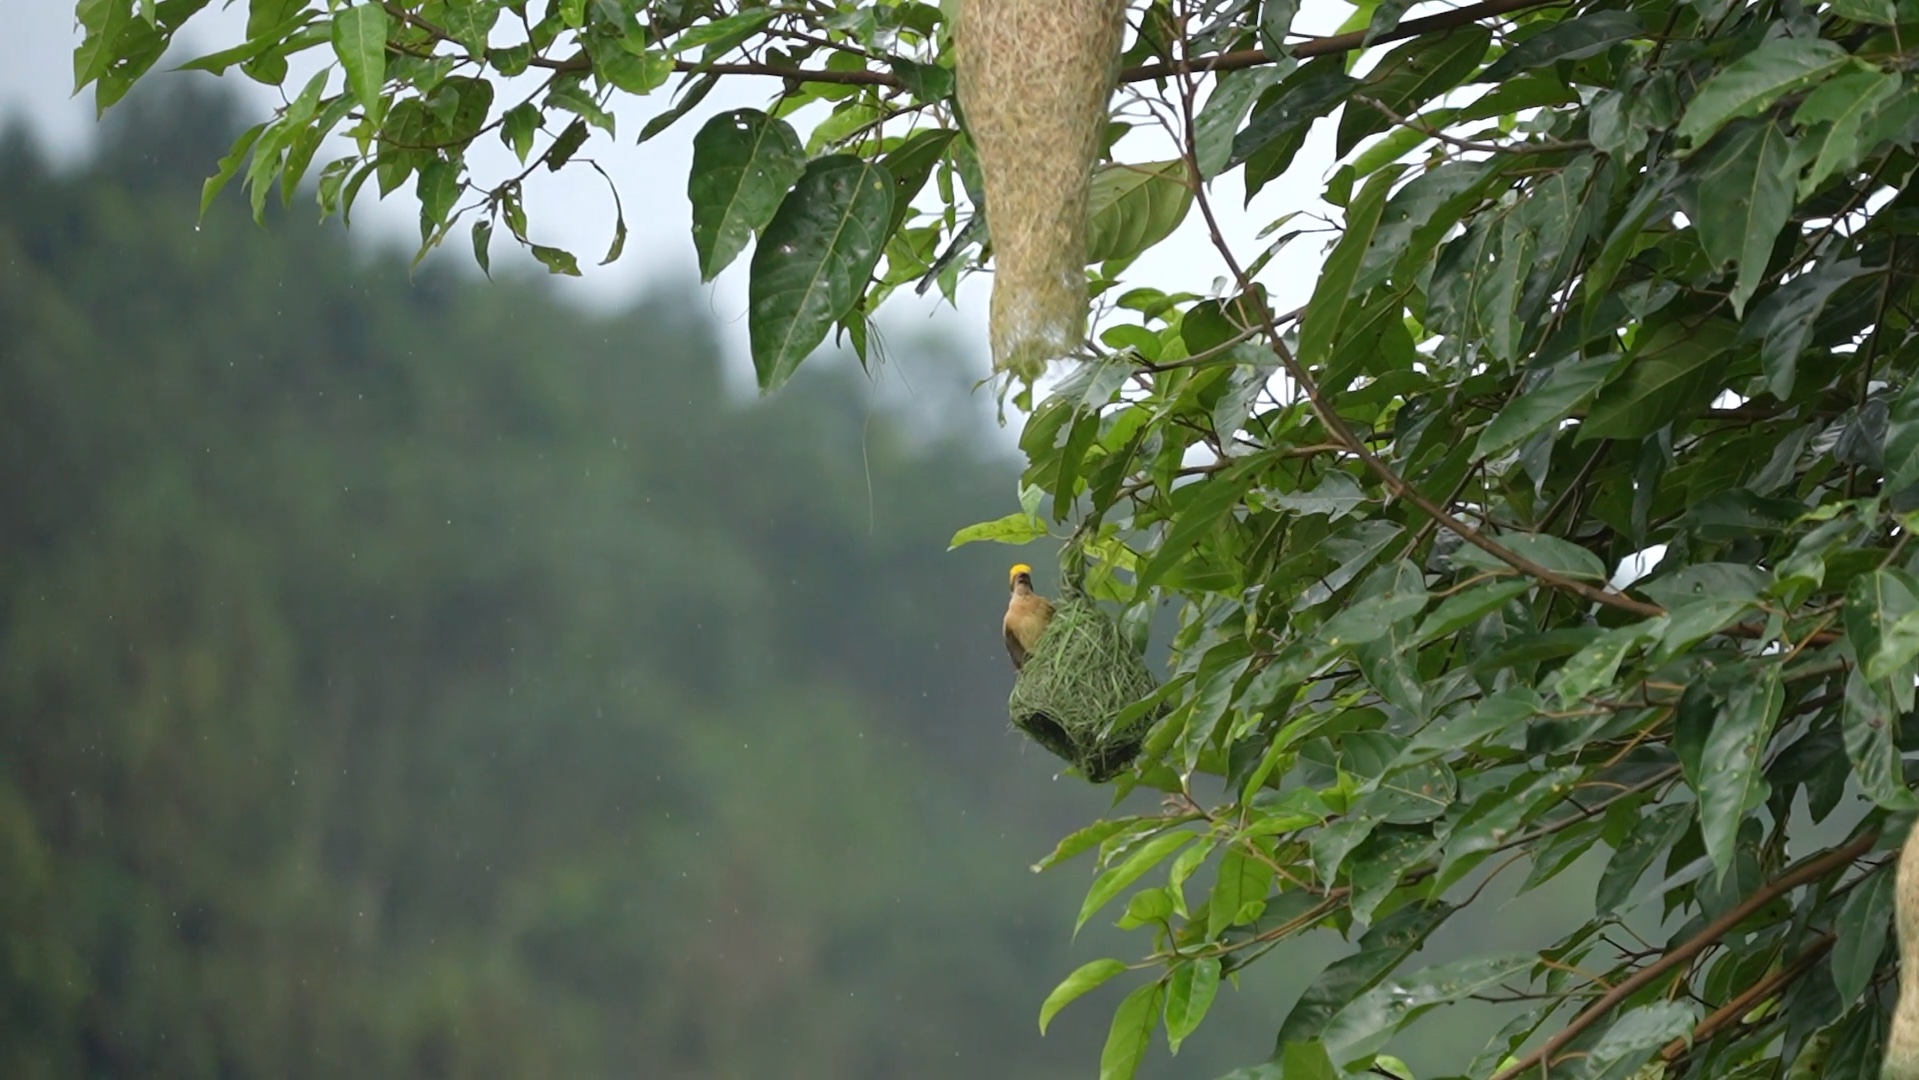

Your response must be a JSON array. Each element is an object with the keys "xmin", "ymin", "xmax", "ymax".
[{"xmin": 1004, "ymin": 624, "xmax": 1028, "ymax": 670}]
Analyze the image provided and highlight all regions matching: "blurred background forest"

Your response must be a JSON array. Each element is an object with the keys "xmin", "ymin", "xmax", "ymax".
[
  {"xmin": 0, "ymin": 83, "xmax": 1604, "ymax": 1079},
  {"xmin": 0, "ymin": 82, "xmax": 1297, "ymax": 1079}
]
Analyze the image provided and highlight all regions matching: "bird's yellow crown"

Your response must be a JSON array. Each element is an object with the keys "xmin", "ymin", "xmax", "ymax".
[{"xmin": 1008, "ymin": 563, "xmax": 1033, "ymax": 585}]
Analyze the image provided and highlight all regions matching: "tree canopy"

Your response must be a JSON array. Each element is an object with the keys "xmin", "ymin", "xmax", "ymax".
[{"xmin": 72, "ymin": 0, "xmax": 1919, "ymax": 1076}]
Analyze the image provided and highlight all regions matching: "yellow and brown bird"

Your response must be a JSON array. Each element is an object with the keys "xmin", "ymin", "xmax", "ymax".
[{"xmin": 1004, "ymin": 563, "xmax": 1055, "ymax": 671}]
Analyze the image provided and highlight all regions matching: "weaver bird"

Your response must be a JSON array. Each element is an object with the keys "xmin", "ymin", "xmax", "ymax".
[{"xmin": 1004, "ymin": 563, "xmax": 1055, "ymax": 671}]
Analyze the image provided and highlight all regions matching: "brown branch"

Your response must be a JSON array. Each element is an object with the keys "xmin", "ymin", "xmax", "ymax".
[
  {"xmin": 1124, "ymin": 0, "xmax": 1569, "ymax": 81},
  {"xmin": 1487, "ymin": 830, "xmax": 1878, "ymax": 1080},
  {"xmin": 391, "ymin": 0, "xmax": 1570, "ymax": 91},
  {"xmin": 1657, "ymin": 933, "xmax": 1836, "ymax": 1064}
]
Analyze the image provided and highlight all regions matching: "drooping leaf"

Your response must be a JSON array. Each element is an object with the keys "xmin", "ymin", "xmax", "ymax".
[
  {"xmin": 747, "ymin": 156, "xmax": 895, "ymax": 392},
  {"xmin": 1742, "ymin": 259, "xmax": 1871, "ymax": 398},
  {"xmin": 1163, "ymin": 956, "xmax": 1221, "ymax": 1052},
  {"xmin": 1680, "ymin": 119, "xmax": 1799, "ymax": 314},
  {"xmin": 1317, "ymin": 953, "xmax": 1535, "ymax": 1066},
  {"xmin": 1099, "ymin": 981, "xmax": 1162, "ymax": 1080},
  {"xmin": 688, "ymin": 109, "xmax": 812, "ymax": 282},
  {"xmin": 1694, "ymin": 664, "xmax": 1782, "ymax": 879},
  {"xmin": 1077, "ymin": 830, "xmax": 1193, "ymax": 933},
  {"xmin": 331, "ymin": 3, "xmax": 389, "ymax": 119},
  {"xmin": 1039, "ymin": 959, "xmax": 1129, "ymax": 1034},
  {"xmin": 1298, "ymin": 166, "xmax": 1399, "ymax": 370},
  {"xmin": 1830, "ymin": 864, "xmax": 1895, "ymax": 1004},
  {"xmin": 1582, "ymin": 317, "xmax": 1739, "ymax": 440}
]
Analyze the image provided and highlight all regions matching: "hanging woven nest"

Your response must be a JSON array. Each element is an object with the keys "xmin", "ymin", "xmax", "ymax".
[{"xmin": 1007, "ymin": 589, "xmax": 1161, "ymax": 782}]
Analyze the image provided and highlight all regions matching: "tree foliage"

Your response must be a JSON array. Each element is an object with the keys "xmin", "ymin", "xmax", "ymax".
[{"xmin": 73, "ymin": 0, "xmax": 1919, "ymax": 1076}]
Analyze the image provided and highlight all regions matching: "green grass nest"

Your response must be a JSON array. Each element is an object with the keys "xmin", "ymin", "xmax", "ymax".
[{"xmin": 1007, "ymin": 591, "xmax": 1161, "ymax": 783}]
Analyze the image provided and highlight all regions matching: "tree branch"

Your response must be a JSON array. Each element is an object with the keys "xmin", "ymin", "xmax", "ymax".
[
  {"xmin": 1123, "ymin": 0, "xmax": 1569, "ymax": 81},
  {"xmin": 1486, "ymin": 830, "xmax": 1878, "ymax": 1080},
  {"xmin": 1657, "ymin": 933, "xmax": 1836, "ymax": 1065},
  {"xmin": 392, "ymin": 0, "xmax": 1572, "ymax": 91}
]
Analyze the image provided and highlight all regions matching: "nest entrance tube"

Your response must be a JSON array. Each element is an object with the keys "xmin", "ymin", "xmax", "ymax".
[{"xmin": 1006, "ymin": 590, "xmax": 1161, "ymax": 783}]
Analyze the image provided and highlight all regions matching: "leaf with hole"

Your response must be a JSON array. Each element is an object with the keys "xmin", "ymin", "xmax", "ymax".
[{"xmin": 748, "ymin": 156, "xmax": 895, "ymax": 392}]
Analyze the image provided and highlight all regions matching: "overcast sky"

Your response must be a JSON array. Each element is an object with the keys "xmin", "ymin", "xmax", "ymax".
[{"xmin": 0, "ymin": 2, "xmax": 1342, "ymax": 397}]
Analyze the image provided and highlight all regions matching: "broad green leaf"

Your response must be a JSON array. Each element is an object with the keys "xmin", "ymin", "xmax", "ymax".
[
  {"xmin": 530, "ymin": 244, "xmax": 580, "ymax": 276},
  {"xmin": 687, "ymin": 111, "xmax": 809, "ymax": 280},
  {"xmin": 947, "ymin": 512, "xmax": 1047, "ymax": 550},
  {"xmin": 1638, "ymin": 562, "xmax": 1770, "ymax": 608},
  {"xmin": 1412, "ymin": 581, "xmax": 1530, "ymax": 646},
  {"xmin": 440, "ymin": 0, "xmax": 500, "ymax": 54},
  {"xmin": 200, "ymin": 121, "xmax": 266, "ymax": 219},
  {"xmin": 469, "ymin": 218, "xmax": 491, "ymax": 277},
  {"xmin": 1580, "ymin": 1001, "xmax": 1698, "ymax": 1079},
  {"xmin": 1269, "ymin": 472, "xmax": 1366, "ymax": 519},
  {"xmin": 1318, "ymin": 954, "xmax": 1535, "ymax": 1065},
  {"xmin": 1100, "ymin": 982, "xmax": 1162, "ymax": 1080},
  {"xmin": 1842, "ymin": 669, "xmax": 1919, "ymax": 810},
  {"xmin": 1793, "ymin": 69, "xmax": 1901, "ymax": 198},
  {"xmin": 1829, "ymin": 0, "xmax": 1898, "ymax": 23},
  {"xmin": 1830, "ymin": 865, "xmax": 1895, "ymax": 1004},
  {"xmin": 1195, "ymin": 67, "xmax": 1287, "ymax": 179},
  {"xmin": 1675, "ymin": 37, "xmax": 1851, "ymax": 151},
  {"xmin": 1475, "ymin": 353, "xmax": 1621, "ymax": 457},
  {"xmin": 1315, "ymin": 568, "xmax": 1428, "ymax": 652},
  {"xmin": 1280, "ymin": 1041, "xmax": 1339, "ymax": 1080},
  {"xmin": 1682, "ymin": 119, "xmax": 1799, "ymax": 314},
  {"xmin": 1449, "ymin": 531, "xmax": 1608, "ymax": 581},
  {"xmin": 1275, "ymin": 902, "xmax": 1453, "ymax": 1046},
  {"xmin": 1554, "ymin": 623, "xmax": 1652, "ymax": 705},
  {"xmin": 1033, "ymin": 818, "xmax": 1142, "ymax": 873},
  {"xmin": 1582, "ymin": 318, "xmax": 1738, "ymax": 440},
  {"xmin": 1695, "ymin": 664, "xmax": 1782, "ymax": 879},
  {"xmin": 1432, "ymin": 767, "xmax": 1580, "ymax": 893},
  {"xmin": 1398, "ymin": 687, "xmax": 1539, "ymax": 765},
  {"xmin": 1163, "ymin": 957, "xmax": 1221, "ymax": 1052},
  {"xmin": 499, "ymin": 102, "xmax": 539, "ymax": 163},
  {"xmin": 1846, "ymin": 569, "xmax": 1919, "ymax": 682},
  {"xmin": 1478, "ymin": 11, "xmax": 1643, "ymax": 84},
  {"xmin": 1085, "ymin": 161, "xmax": 1193, "ymax": 265},
  {"xmin": 1743, "ymin": 259, "xmax": 1871, "ymax": 398},
  {"xmin": 1233, "ymin": 56, "xmax": 1359, "ymax": 198},
  {"xmin": 1656, "ymin": 595, "xmax": 1756, "ymax": 659},
  {"xmin": 1597, "ymin": 803, "xmax": 1690, "ymax": 913},
  {"xmin": 1299, "ymin": 165, "xmax": 1399, "ymax": 370},
  {"xmin": 331, "ymin": 3, "xmax": 389, "ymax": 119},
  {"xmin": 747, "ymin": 157, "xmax": 895, "ymax": 392},
  {"xmin": 1205, "ymin": 845, "xmax": 1275, "ymax": 938},
  {"xmin": 1886, "ymin": 375, "xmax": 1919, "ymax": 491},
  {"xmin": 1361, "ymin": 0, "xmax": 1418, "ymax": 44},
  {"xmin": 74, "ymin": 0, "xmax": 138, "ymax": 93},
  {"xmin": 1039, "ymin": 959, "xmax": 1128, "ymax": 1034},
  {"xmin": 1077, "ymin": 830, "xmax": 1193, "ymax": 932},
  {"xmin": 1137, "ymin": 461, "xmax": 1259, "ymax": 591}
]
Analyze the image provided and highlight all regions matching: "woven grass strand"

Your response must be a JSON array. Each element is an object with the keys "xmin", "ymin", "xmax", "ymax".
[
  {"xmin": 1007, "ymin": 592, "xmax": 1158, "ymax": 782},
  {"xmin": 954, "ymin": 0, "xmax": 1126, "ymax": 379},
  {"xmin": 1890, "ymin": 825, "xmax": 1919, "ymax": 1078}
]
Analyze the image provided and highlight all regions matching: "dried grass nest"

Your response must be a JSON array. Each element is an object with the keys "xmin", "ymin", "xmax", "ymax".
[{"xmin": 1006, "ymin": 589, "xmax": 1162, "ymax": 782}]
